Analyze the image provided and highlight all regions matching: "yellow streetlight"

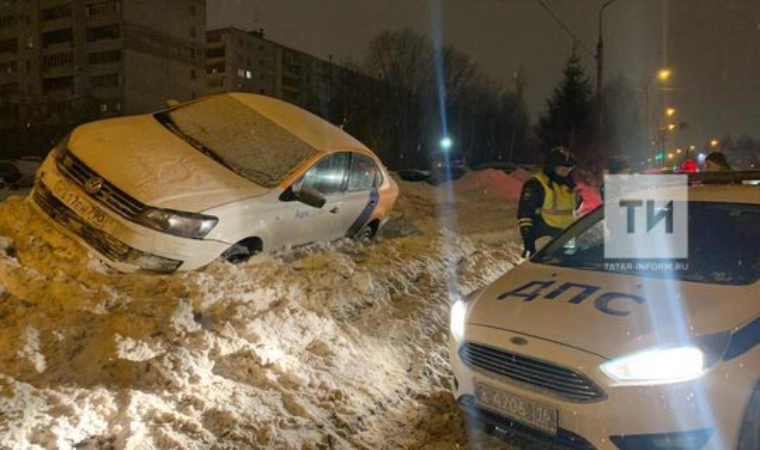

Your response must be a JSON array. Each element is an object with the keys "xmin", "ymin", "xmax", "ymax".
[
  {"xmin": 658, "ymin": 69, "xmax": 673, "ymax": 82},
  {"xmin": 676, "ymin": 148, "xmax": 682, "ymax": 154},
  {"xmin": 667, "ymin": 124, "xmax": 677, "ymax": 131},
  {"xmin": 666, "ymin": 108, "xmax": 676, "ymax": 117},
  {"xmin": 710, "ymin": 139, "xmax": 720, "ymax": 147},
  {"xmin": 667, "ymin": 153, "xmax": 674, "ymax": 159}
]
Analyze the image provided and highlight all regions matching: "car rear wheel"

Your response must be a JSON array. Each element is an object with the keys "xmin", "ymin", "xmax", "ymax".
[
  {"xmin": 354, "ymin": 221, "xmax": 378, "ymax": 241},
  {"xmin": 738, "ymin": 383, "xmax": 759, "ymax": 450}
]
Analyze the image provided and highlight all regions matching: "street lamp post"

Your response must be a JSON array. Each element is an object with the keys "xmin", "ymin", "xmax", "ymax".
[{"xmin": 596, "ymin": 0, "xmax": 619, "ymax": 146}]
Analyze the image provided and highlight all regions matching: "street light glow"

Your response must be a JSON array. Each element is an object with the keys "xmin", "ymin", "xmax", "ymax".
[
  {"xmin": 667, "ymin": 124, "xmax": 677, "ymax": 131},
  {"xmin": 676, "ymin": 148, "xmax": 682, "ymax": 154},
  {"xmin": 667, "ymin": 153, "xmax": 674, "ymax": 159},
  {"xmin": 710, "ymin": 139, "xmax": 719, "ymax": 147},
  {"xmin": 666, "ymin": 108, "xmax": 676, "ymax": 117},
  {"xmin": 657, "ymin": 69, "xmax": 673, "ymax": 82},
  {"xmin": 440, "ymin": 136, "xmax": 453, "ymax": 150}
]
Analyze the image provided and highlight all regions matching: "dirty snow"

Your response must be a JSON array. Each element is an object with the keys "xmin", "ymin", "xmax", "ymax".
[{"xmin": 0, "ymin": 170, "xmax": 530, "ymax": 449}]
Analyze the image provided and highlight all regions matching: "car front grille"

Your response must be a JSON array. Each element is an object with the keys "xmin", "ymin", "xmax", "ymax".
[
  {"xmin": 459, "ymin": 342, "xmax": 606, "ymax": 403},
  {"xmin": 57, "ymin": 151, "xmax": 146, "ymax": 221},
  {"xmin": 33, "ymin": 182, "xmax": 131, "ymax": 261}
]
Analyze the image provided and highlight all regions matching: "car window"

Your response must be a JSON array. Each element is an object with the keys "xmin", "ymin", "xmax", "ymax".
[
  {"xmin": 347, "ymin": 153, "xmax": 380, "ymax": 192},
  {"xmin": 534, "ymin": 202, "xmax": 760, "ymax": 285},
  {"xmin": 300, "ymin": 153, "xmax": 349, "ymax": 195}
]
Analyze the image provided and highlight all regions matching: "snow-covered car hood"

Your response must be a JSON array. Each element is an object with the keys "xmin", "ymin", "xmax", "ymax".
[
  {"xmin": 67, "ymin": 115, "xmax": 270, "ymax": 212},
  {"xmin": 467, "ymin": 262, "xmax": 758, "ymax": 359}
]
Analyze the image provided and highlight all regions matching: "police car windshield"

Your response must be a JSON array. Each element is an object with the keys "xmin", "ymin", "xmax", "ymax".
[{"xmin": 533, "ymin": 202, "xmax": 760, "ymax": 285}]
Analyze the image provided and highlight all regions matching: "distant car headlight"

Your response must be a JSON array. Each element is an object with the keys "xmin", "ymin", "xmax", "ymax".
[
  {"xmin": 137, "ymin": 208, "xmax": 218, "ymax": 239},
  {"xmin": 601, "ymin": 346, "xmax": 705, "ymax": 385}
]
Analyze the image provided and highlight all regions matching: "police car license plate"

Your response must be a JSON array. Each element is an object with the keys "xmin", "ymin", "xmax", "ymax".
[
  {"xmin": 474, "ymin": 382, "xmax": 558, "ymax": 436},
  {"xmin": 52, "ymin": 180, "xmax": 108, "ymax": 228}
]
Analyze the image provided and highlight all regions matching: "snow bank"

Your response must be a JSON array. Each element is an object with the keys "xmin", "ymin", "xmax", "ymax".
[{"xmin": 0, "ymin": 180, "xmax": 522, "ymax": 449}]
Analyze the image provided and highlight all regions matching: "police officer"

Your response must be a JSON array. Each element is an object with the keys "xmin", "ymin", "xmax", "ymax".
[{"xmin": 518, "ymin": 147, "xmax": 581, "ymax": 257}]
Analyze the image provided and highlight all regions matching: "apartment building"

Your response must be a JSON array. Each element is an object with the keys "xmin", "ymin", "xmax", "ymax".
[
  {"xmin": 0, "ymin": 0, "xmax": 205, "ymax": 141},
  {"xmin": 206, "ymin": 27, "xmax": 346, "ymax": 120}
]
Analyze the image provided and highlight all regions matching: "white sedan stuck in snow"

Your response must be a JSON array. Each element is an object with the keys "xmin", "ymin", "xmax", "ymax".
[
  {"xmin": 450, "ymin": 177, "xmax": 759, "ymax": 449},
  {"xmin": 31, "ymin": 93, "xmax": 398, "ymax": 273}
]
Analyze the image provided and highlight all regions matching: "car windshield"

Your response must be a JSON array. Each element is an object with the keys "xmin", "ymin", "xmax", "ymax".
[
  {"xmin": 160, "ymin": 95, "xmax": 317, "ymax": 188},
  {"xmin": 533, "ymin": 201, "xmax": 760, "ymax": 285}
]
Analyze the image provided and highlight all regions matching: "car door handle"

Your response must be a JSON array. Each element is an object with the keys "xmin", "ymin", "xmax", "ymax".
[{"xmin": 329, "ymin": 206, "xmax": 339, "ymax": 214}]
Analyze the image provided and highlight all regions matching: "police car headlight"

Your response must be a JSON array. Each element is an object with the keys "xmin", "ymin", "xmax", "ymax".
[
  {"xmin": 601, "ymin": 346, "xmax": 705, "ymax": 385},
  {"xmin": 138, "ymin": 208, "xmax": 218, "ymax": 239},
  {"xmin": 450, "ymin": 300, "xmax": 468, "ymax": 341},
  {"xmin": 450, "ymin": 289, "xmax": 481, "ymax": 341}
]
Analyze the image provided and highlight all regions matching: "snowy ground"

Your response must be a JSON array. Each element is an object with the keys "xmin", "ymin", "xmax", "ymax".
[{"xmin": 0, "ymin": 170, "xmax": 528, "ymax": 449}]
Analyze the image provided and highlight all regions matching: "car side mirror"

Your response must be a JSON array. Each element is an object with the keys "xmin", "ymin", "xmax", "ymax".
[
  {"xmin": 295, "ymin": 188, "xmax": 326, "ymax": 209},
  {"xmin": 535, "ymin": 236, "xmax": 552, "ymax": 252}
]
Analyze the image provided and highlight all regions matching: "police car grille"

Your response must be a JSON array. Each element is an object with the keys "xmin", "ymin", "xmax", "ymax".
[
  {"xmin": 33, "ymin": 183, "xmax": 130, "ymax": 261},
  {"xmin": 57, "ymin": 151, "xmax": 146, "ymax": 220},
  {"xmin": 459, "ymin": 342, "xmax": 606, "ymax": 403}
]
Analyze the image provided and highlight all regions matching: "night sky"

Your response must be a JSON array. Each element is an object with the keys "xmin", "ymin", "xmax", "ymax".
[{"xmin": 208, "ymin": 0, "xmax": 760, "ymax": 150}]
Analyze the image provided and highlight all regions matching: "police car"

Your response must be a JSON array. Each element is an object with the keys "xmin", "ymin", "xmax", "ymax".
[{"xmin": 450, "ymin": 171, "xmax": 759, "ymax": 449}]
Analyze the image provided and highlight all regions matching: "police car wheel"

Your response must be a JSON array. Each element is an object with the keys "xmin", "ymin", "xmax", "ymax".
[{"xmin": 738, "ymin": 384, "xmax": 760, "ymax": 450}]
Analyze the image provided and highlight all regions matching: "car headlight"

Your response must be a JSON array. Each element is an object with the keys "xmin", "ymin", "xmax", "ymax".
[
  {"xmin": 51, "ymin": 133, "xmax": 71, "ymax": 162},
  {"xmin": 450, "ymin": 288, "xmax": 482, "ymax": 341},
  {"xmin": 450, "ymin": 299, "xmax": 468, "ymax": 341},
  {"xmin": 137, "ymin": 208, "xmax": 218, "ymax": 239},
  {"xmin": 601, "ymin": 346, "xmax": 705, "ymax": 385}
]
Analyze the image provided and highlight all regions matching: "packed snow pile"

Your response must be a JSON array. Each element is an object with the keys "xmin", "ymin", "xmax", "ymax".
[{"xmin": 0, "ymin": 178, "xmax": 523, "ymax": 449}]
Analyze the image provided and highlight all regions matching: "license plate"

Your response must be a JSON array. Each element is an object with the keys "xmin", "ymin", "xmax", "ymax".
[
  {"xmin": 474, "ymin": 382, "xmax": 558, "ymax": 436},
  {"xmin": 52, "ymin": 180, "xmax": 109, "ymax": 228}
]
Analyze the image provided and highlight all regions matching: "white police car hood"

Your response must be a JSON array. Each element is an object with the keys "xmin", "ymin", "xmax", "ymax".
[
  {"xmin": 67, "ymin": 115, "xmax": 270, "ymax": 212},
  {"xmin": 467, "ymin": 262, "xmax": 756, "ymax": 359}
]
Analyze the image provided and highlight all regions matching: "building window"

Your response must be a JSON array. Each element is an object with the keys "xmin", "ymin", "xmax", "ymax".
[
  {"xmin": 0, "ymin": 61, "xmax": 17, "ymax": 74},
  {"xmin": 0, "ymin": 38, "xmax": 16, "ymax": 55},
  {"xmin": 42, "ymin": 29, "xmax": 73, "ymax": 48},
  {"xmin": 87, "ymin": 1, "xmax": 120, "ymax": 18},
  {"xmin": 206, "ymin": 61, "xmax": 225, "ymax": 74},
  {"xmin": 99, "ymin": 103, "xmax": 108, "ymax": 112},
  {"xmin": 91, "ymin": 73, "xmax": 119, "ymax": 88},
  {"xmin": 237, "ymin": 68, "xmax": 244, "ymax": 78},
  {"xmin": 206, "ymin": 47, "xmax": 225, "ymax": 58},
  {"xmin": 207, "ymin": 78, "xmax": 224, "ymax": 88},
  {"xmin": 40, "ymin": 5, "xmax": 71, "ymax": 21},
  {"xmin": 43, "ymin": 52, "xmax": 74, "ymax": 70},
  {"xmin": 207, "ymin": 31, "xmax": 222, "ymax": 43},
  {"xmin": 190, "ymin": 69, "xmax": 196, "ymax": 80},
  {"xmin": 189, "ymin": 4, "xmax": 196, "ymax": 16},
  {"xmin": 0, "ymin": 82, "xmax": 19, "ymax": 95},
  {"xmin": 42, "ymin": 76, "xmax": 73, "ymax": 94},
  {"xmin": 245, "ymin": 70, "xmax": 252, "ymax": 79},
  {"xmin": 86, "ymin": 24, "xmax": 120, "ymax": 43},
  {"xmin": 89, "ymin": 49, "xmax": 121, "ymax": 65},
  {"xmin": 0, "ymin": 15, "xmax": 17, "ymax": 30}
]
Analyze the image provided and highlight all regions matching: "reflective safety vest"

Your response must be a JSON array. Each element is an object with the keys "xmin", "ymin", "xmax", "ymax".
[{"xmin": 533, "ymin": 172, "xmax": 578, "ymax": 229}]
